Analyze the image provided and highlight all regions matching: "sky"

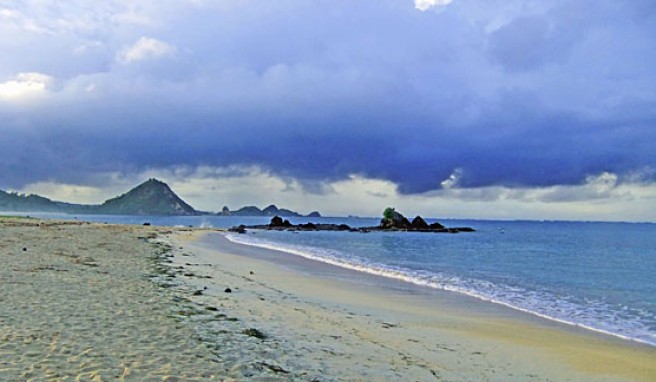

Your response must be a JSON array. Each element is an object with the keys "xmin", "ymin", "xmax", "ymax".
[{"xmin": 1, "ymin": 0, "xmax": 655, "ymax": 221}]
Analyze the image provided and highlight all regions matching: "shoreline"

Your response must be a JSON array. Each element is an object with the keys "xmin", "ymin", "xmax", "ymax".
[
  {"xmin": 2, "ymin": 217, "xmax": 654, "ymax": 381},
  {"xmin": 222, "ymin": 231, "xmax": 656, "ymax": 349},
  {"xmin": 168, "ymin": 230, "xmax": 656, "ymax": 381}
]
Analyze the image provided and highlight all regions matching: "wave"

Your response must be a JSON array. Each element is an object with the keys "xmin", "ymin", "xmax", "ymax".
[{"xmin": 225, "ymin": 233, "xmax": 656, "ymax": 347}]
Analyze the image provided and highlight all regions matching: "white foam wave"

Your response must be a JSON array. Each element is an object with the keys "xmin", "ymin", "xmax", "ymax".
[{"xmin": 224, "ymin": 233, "xmax": 656, "ymax": 347}]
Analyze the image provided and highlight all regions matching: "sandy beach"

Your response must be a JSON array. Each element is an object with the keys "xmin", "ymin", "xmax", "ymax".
[
  {"xmin": 1, "ymin": 217, "xmax": 655, "ymax": 381},
  {"xmin": 0, "ymin": 218, "xmax": 222, "ymax": 381},
  {"xmin": 167, "ymin": 231, "xmax": 656, "ymax": 382}
]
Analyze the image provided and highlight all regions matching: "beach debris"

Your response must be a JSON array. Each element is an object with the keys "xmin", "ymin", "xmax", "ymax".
[
  {"xmin": 242, "ymin": 328, "xmax": 267, "ymax": 340},
  {"xmin": 224, "ymin": 287, "xmax": 232, "ymax": 293},
  {"xmin": 260, "ymin": 362, "xmax": 289, "ymax": 374}
]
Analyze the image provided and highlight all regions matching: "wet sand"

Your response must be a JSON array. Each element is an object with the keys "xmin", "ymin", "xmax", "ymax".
[{"xmin": 167, "ymin": 230, "xmax": 656, "ymax": 382}]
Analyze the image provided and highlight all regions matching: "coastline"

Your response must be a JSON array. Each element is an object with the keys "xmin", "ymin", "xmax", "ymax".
[
  {"xmin": 2, "ymin": 217, "xmax": 654, "ymax": 381},
  {"xmin": 168, "ymin": 230, "xmax": 656, "ymax": 382}
]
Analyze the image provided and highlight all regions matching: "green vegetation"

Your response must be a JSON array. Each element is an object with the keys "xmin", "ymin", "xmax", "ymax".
[
  {"xmin": 383, "ymin": 207, "xmax": 396, "ymax": 220},
  {"xmin": 97, "ymin": 178, "xmax": 198, "ymax": 216}
]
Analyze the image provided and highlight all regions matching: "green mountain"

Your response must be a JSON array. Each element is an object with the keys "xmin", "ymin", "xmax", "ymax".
[
  {"xmin": 96, "ymin": 179, "xmax": 199, "ymax": 216},
  {"xmin": 0, "ymin": 179, "xmax": 199, "ymax": 216}
]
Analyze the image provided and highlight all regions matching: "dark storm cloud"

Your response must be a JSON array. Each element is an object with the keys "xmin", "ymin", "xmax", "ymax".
[{"xmin": 0, "ymin": 0, "xmax": 655, "ymax": 194}]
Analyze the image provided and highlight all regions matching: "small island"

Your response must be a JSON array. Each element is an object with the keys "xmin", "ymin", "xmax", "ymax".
[{"xmin": 230, "ymin": 207, "xmax": 475, "ymax": 234}]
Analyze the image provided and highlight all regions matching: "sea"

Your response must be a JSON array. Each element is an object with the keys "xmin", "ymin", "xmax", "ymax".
[{"xmin": 13, "ymin": 212, "xmax": 656, "ymax": 347}]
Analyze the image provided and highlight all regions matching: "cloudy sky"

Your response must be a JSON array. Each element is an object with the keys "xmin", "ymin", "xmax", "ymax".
[{"xmin": 1, "ymin": 0, "xmax": 655, "ymax": 221}]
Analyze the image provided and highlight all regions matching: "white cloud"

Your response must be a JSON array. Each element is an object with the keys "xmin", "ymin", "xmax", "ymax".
[
  {"xmin": 440, "ymin": 168, "xmax": 463, "ymax": 189},
  {"xmin": 414, "ymin": 0, "xmax": 454, "ymax": 12},
  {"xmin": 20, "ymin": 182, "xmax": 109, "ymax": 205},
  {"xmin": 17, "ymin": 167, "xmax": 656, "ymax": 222},
  {"xmin": 0, "ymin": 72, "xmax": 52, "ymax": 100},
  {"xmin": 116, "ymin": 37, "xmax": 177, "ymax": 64}
]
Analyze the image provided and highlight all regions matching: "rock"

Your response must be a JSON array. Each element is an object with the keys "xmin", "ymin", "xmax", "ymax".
[
  {"xmin": 192, "ymin": 290, "xmax": 203, "ymax": 296},
  {"xmin": 411, "ymin": 216, "xmax": 429, "ymax": 229},
  {"xmin": 299, "ymin": 222, "xmax": 317, "ymax": 230},
  {"xmin": 224, "ymin": 287, "xmax": 232, "ymax": 293},
  {"xmin": 429, "ymin": 222, "xmax": 446, "ymax": 230},
  {"xmin": 269, "ymin": 216, "xmax": 284, "ymax": 227},
  {"xmin": 338, "ymin": 224, "xmax": 351, "ymax": 231},
  {"xmin": 22, "ymin": 247, "xmax": 27, "ymax": 252},
  {"xmin": 380, "ymin": 208, "xmax": 411, "ymax": 229},
  {"xmin": 242, "ymin": 328, "xmax": 267, "ymax": 339},
  {"xmin": 307, "ymin": 211, "xmax": 322, "ymax": 218},
  {"xmin": 229, "ymin": 225, "xmax": 247, "ymax": 234},
  {"xmin": 143, "ymin": 222, "xmax": 151, "ymax": 226},
  {"xmin": 221, "ymin": 205, "xmax": 231, "ymax": 215}
]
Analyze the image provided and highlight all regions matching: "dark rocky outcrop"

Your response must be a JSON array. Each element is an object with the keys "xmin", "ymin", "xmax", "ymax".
[
  {"xmin": 232, "ymin": 211, "xmax": 474, "ymax": 234},
  {"xmin": 269, "ymin": 216, "xmax": 292, "ymax": 228},
  {"xmin": 411, "ymin": 216, "xmax": 429, "ymax": 229},
  {"xmin": 429, "ymin": 222, "xmax": 446, "ymax": 230},
  {"xmin": 380, "ymin": 208, "xmax": 411, "ymax": 229}
]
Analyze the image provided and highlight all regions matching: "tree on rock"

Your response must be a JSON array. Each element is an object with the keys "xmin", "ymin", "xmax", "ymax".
[{"xmin": 380, "ymin": 207, "xmax": 411, "ymax": 229}]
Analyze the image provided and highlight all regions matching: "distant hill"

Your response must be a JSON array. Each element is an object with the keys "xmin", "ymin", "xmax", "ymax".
[
  {"xmin": 0, "ymin": 179, "xmax": 199, "ymax": 216},
  {"xmin": 0, "ymin": 189, "xmax": 62, "ymax": 212},
  {"xmin": 97, "ymin": 178, "xmax": 199, "ymax": 216},
  {"xmin": 219, "ymin": 204, "xmax": 321, "ymax": 218},
  {"xmin": 1, "ymin": 179, "xmax": 321, "ymax": 218}
]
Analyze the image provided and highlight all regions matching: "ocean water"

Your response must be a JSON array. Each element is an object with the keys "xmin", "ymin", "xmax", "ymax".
[
  {"xmin": 15, "ymin": 212, "xmax": 656, "ymax": 346},
  {"xmin": 224, "ymin": 218, "xmax": 656, "ymax": 347}
]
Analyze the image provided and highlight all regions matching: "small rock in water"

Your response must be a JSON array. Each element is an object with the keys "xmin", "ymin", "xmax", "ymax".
[
  {"xmin": 143, "ymin": 222, "xmax": 151, "ymax": 226},
  {"xmin": 22, "ymin": 247, "xmax": 27, "ymax": 252},
  {"xmin": 224, "ymin": 287, "xmax": 232, "ymax": 293},
  {"xmin": 192, "ymin": 290, "xmax": 203, "ymax": 296},
  {"xmin": 249, "ymin": 271, "xmax": 255, "ymax": 275}
]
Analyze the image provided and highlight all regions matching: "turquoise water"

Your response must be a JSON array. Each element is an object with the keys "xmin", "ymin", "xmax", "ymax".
[{"xmin": 17, "ymin": 213, "xmax": 656, "ymax": 346}]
